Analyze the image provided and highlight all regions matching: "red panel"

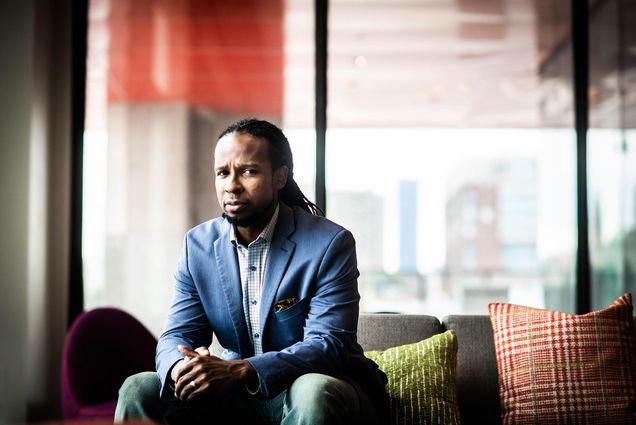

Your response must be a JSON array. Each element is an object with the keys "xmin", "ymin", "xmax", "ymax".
[{"xmin": 106, "ymin": 0, "xmax": 283, "ymax": 116}]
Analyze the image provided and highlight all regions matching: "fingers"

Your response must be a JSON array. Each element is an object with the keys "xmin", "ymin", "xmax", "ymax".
[
  {"xmin": 173, "ymin": 355, "xmax": 225, "ymax": 400},
  {"xmin": 174, "ymin": 365, "xmax": 198, "ymax": 400},
  {"xmin": 177, "ymin": 344, "xmax": 210, "ymax": 359},
  {"xmin": 195, "ymin": 346, "xmax": 210, "ymax": 356},
  {"xmin": 174, "ymin": 345, "xmax": 211, "ymax": 400},
  {"xmin": 174, "ymin": 356, "xmax": 208, "ymax": 399},
  {"xmin": 175, "ymin": 377, "xmax": 200, "ymax": 401},
  {"xmin": 185, "ymin": 379, "xmax": 204, "ymax": 402},
  {"xmin": 178, "ymin": 344, "xmax": 198, "ymax": 358},
  {"xmin": 172, "ymin": 352, "xmax": 197, "ymax": 383},
  {"xmin": 173, "ymin": 344, "xmax": 205, "ymax": 381},
  {"xmin": 170, "ymin": 359, "xmax": 186, "ymax": 383},
  {"xmin": 178, "ymin": 354, "xmax": 222, "ymax": 376},
  {"xmin": 184, "ymin": 379, "xmax": 203, "ymax": 401}
]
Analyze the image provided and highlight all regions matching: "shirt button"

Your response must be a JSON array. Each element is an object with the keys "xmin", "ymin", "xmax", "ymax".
[
  {"xmin": 250, "ymin": 265, "xmax": 257, "ymax": 271},
  {"xmin": 251, "ymin": 299, "xmax": 258, "ymax": 305},
  {"xmin": 254, "ymin": 333, "xmax": 260, "ymax": 339}
]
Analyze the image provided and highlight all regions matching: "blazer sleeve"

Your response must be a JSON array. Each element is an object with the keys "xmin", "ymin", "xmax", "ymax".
[
  {"xmin": 246, "ymin": 228, "xmax": 360, "ymax": 398},
  {"xmin": 155, "ymin": 234, "xmax": 213, "ymax": 399}
]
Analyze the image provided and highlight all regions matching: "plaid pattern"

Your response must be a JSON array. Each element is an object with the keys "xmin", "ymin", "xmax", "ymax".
[
  {"xmin": 489, "ymin": 293, "xmax": 636, "ymax": 425},
  {"xmin": 230, "ymin": 204, "xmax": 279, "ymax": 356}
]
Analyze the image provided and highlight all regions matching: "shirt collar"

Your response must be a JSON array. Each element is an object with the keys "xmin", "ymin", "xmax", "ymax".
[{"xmin": 230, "ymin": 203, "xmax": 280, "ymax": 247}]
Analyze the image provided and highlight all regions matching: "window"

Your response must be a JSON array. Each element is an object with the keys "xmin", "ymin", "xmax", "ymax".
[
  {"xmin": 326, "ymin": 0, "xmax": 576, "ymax": 315},
  {"xmin": 587, "ymin": 0, "xmax": 636, "ymax": 309},
  {"xmin": 83, "ymin": 0, "xmax": 315, "ymax": 334},
  {"xmin": 80, "ymin": 0, "xmax": 635, "ymax": 328}
]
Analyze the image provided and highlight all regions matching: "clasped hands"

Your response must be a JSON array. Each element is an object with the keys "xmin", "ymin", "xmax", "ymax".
[{"xmin": 171, "ymin": 344, "xmax": 256, "ymax": 401}]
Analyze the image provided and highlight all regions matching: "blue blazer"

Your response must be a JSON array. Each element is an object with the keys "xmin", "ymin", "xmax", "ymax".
[{"xmin": 156, "ymin": 203, "xmax": 387, "ymax": 404}]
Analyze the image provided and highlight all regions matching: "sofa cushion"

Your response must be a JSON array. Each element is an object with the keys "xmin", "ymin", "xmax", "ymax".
[
  {"xmin": 489, "ymin": 293, "xmax": 636, "ymax": 425},
  {"xmin": 443, "ymin": 315, "xmax": 501, "ymax": 424},
  {"xmin": 365, "ymin": 330, "xmax": 461, "ymax": 425},
  {"xmin": 357, "ymin": 314, "xmax": 441, "ymax": 351}
]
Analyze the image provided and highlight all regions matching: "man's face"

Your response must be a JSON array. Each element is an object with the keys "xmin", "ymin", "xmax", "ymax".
[{"xmin": 214, "ymin": 132, "xmax": 287, "ymax": 228}]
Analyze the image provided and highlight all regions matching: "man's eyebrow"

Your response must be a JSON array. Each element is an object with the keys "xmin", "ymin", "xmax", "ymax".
[{"xmin": 214, "ymin": 162, "xmax": 260, "ymax": 171}]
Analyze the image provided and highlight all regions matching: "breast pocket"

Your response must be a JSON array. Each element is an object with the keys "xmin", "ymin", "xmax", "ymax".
[
  {"xmin": 274, "ymin": 297, "xmax": 311, "ymax": 322},
  {"xmin": 268, "ymin": 297, "xmax": 311, "ymax": 348}
]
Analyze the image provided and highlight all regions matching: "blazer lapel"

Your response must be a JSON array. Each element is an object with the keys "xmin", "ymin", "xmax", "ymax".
[
  {"xmin": 260, "ymin": 204, "xmax": 296, "ymax": 334},
  {"xmin": 214, "ymin": 221, "xmax": 253, "ymax": 357}
]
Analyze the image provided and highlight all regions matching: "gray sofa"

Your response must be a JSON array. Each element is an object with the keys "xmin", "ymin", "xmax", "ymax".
[
  {"xmin": 211, "ymin": 313, "xmax": 501, "ymax": 423},
  {"xmin": 357, "ymin": 314, "xmax": 501, "ymax": 425}
]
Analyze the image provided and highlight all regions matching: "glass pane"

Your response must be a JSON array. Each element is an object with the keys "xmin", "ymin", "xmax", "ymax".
[
  {"xmin": 327, "ymin": 0, "xmax": 576, "ymax": 315},
  {"xmin": 588, "ymin": 0, "xmax": 636, "ymax": 309},
  {"xmin": 83, "ymin": 0, "xmax": 315, "ymax": 335}
]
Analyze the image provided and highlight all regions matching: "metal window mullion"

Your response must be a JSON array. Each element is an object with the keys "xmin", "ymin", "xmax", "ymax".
[
  {"xmin": 69, "ymin": 0, "xmax": 88, "ymax": 326},
  {"xmin": 315, "ymin": 0, "xmax": 327, "ymax": 214},
  {"xmin": 572, "ymin": 0, "xmax": 591, "ymax": 314}
]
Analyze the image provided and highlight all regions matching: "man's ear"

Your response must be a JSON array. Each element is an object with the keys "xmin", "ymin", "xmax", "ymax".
[{"xmin": 274, "ymin": 166, "xmax": 288, "ymax": 190}]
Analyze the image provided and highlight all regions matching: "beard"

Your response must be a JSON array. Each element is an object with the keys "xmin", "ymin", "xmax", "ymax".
[
  {"xmin": 222, "ymin": 211, "xmax": 263, "ymax": 228},
  {"xmin": 222, "ymin": 196, "xmax": 277, "ymax": 229},
  {"xmin": 221, "ymin": 192, "xmax": 278, "ymax": 229}
]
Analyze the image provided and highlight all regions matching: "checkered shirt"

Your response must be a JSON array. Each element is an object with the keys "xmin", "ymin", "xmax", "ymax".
[{"xmin": 229, "ymin": 204, "xmax": 279, "ymax": 356}]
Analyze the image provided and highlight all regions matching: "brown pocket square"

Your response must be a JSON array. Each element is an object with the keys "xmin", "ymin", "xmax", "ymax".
[{"xmin": 274, "ymin": 297, "xmax": 298, "ymax": 312}]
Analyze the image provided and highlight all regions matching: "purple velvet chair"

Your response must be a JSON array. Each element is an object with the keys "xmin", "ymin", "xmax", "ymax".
[{"xmin": 61, "ymin": 307, "xmax": 157, "ymax": 420}]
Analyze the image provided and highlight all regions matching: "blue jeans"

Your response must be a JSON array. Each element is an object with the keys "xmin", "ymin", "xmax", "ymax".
[{"xmin": 115, "ymin": 372, "xmax": 378, "ymax": 425}]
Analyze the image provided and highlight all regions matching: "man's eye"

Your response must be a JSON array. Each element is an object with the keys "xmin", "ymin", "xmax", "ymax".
[
  {"xmin": 216, "ymin": 171, "xmax": 228, "ymax": 177},
  {"xmin": 244, "ymin": 169, "xmax": 257, "ymax": 175}
]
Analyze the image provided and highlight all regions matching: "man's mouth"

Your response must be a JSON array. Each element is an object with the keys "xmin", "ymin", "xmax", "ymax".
[{"xmin": 225, "ymin": 201, "xmax": 247, "ymax": 214}]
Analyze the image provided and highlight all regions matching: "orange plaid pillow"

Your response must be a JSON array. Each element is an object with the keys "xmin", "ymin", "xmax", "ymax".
[{"xmin": 489, "ymin": 293, "xmax": 636, "ymax": 425}]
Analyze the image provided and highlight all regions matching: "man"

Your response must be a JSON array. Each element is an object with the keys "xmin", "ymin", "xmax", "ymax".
[{"xmin": 115, "ymin": 118, "xmax": 388, "ymax": 424}]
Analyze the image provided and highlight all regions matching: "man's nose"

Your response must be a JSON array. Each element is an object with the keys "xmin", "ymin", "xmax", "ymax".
[{"xmin": 225, "ymin": 173, "xmax": 243, "ymax": 193}]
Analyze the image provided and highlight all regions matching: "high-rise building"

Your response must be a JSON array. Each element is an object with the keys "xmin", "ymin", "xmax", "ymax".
[
  {"xmin": 445, "ymin": 159, "xmax": 540, "ymax": 312},
  {"xmin": 399, "ymin": 180, "xmax": 418, "ymax": 273},
  {"xmin": 328, "ymin": 192, "xmax": 384, "ymax": 272}
]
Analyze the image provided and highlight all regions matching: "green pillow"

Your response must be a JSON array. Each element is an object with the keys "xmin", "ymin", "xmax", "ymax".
[{"xmin": 365, "ymin": 330, "xmax": 461, "ymax": 425}]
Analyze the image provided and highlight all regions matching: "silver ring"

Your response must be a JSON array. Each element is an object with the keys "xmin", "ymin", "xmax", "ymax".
[{"xmin": 190, "ymin": 381, "xmax": 197, "ymax": 389}]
